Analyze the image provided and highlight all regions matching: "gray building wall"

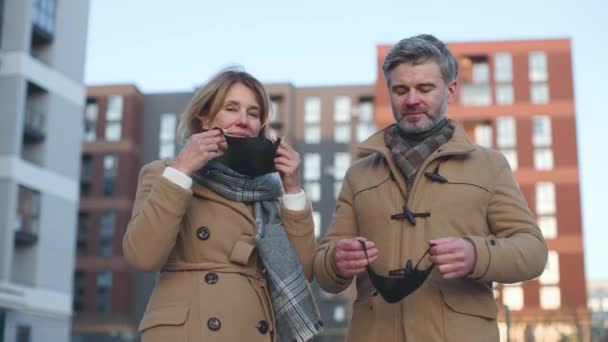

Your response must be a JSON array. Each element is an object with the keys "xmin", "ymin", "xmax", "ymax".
[{"xmin": 0, "ymin": 0, "xmax": 90, "ymax": 341}]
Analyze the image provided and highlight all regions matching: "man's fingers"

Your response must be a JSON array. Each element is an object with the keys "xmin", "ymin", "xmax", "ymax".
[{"xmin": 335, "ymin": 248, "xmax": 378, "ymax": 261}]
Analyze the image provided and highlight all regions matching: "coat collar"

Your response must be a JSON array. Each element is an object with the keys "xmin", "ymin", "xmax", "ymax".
[
  {"xmin": 161, "ymin": 159, "xmax": 256, "ymax": 226},
  {"xmin": 355, "ymin": 119, "xmax": 476, "ymax": 201}
]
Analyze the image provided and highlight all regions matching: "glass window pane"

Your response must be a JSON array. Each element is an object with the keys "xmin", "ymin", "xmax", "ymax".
[
  {"xmin": 474, "ymin": 124, "xmax": 493, "ymax": 148},
  {"xmin": 460, "ymin": 84, "xmax": 491, "ymax": 106},
  {"xmin": 502, "ymin": 286, "xmax": 524, "ymax": 310},
  {"xmin": 529, "ymin": 52, "xmax": 548, "ymax": 82},
  {"xmin": 532, "ymin": 116, "xmax": 552, "ymax": 146},
  {"xmin": 105, "ymin": 123, "xmax": 121, "ymax": 141},
  {"xmin": 538, "ymin": 216, "xmax": 557, "ymax": 239},
  {"xmin": 160, "ymin": 113, "xmax": 176, "ymax": 141},
  {"xmin": 357, "ymin": 124, "xmax": 376, "ymax": 143},
  {"xmin": 106, "ymin": 95, "xmax": 123, "ymax": 121},
  {"xmin": 333, "ymin": 153, "xmax": 350, "ymax": 180},
  {"xmin": 304, "ymin": 125, "xmax": 321, "ymax": 144},
  {"xmin": 495, "ymin": 84, "xmax": 514, "ymax": 105},
  {"xmin": 500, "ymin": 149, "xmax": 518, "ymax": 171},
  {"xmin": 334, "ymin": 96, "xmax": 351, "ymax": 123},
  {"xmin": 304, "ymin": 182, "xmax": 321, "ymax": 202},
  {"xmin": 534, "ymin": 148, "xmax": 554, "ymax": 170},
  {"xmin": 472, "ymin": 63, "xmax": 489, "ymax": 84},
  {"xmin": 494, "ymin": 53, "xmax": 513, "ymax": 82},
  {"xmin": 304, "ymin": 97, "xmax": 321, "ymax": 124},
  {"xmin": 304, "ymin": 153, "xmax": 321, "ymax": 181},
  {"xmin": 540, "ymin": 286, "xmax": 561, "ymax": 310},
  {"xmin": 539, "ymin": 251, "xmax": 560, "ymax": 285},
  {"xmin": 531, "ymin": 83, "xmax": 550, "ymax": 104},
  {"xmin": 358, "ymin": 101, "xmax": 374, "ymax": 123},
  {"xmin": 496, "ymin": 117, "xmax": 516, "ymax": 148},
  {"xmin": 536, "ymin": 182, "xmax": 556, "ymax": 215},
  {"xmin": 334, "ymin": 124, "xmax": 350, "ymax": 143},
  {"xmin": 159, "ymin": 143, "xmax": 175, "ymax": 159}
]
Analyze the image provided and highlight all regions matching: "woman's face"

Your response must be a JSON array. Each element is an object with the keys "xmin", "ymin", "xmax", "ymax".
[{"xmin": 202, "ymin": 82, "xmax": 263, "ymax": 137}]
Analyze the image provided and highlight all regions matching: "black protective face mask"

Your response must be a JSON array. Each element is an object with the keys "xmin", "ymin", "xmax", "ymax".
[
  {"xmin": 358, "ymin": 240, "xmax": 434, "ymax": 303},
  {"xmin": 217, "ymin": 134, "xmax": 281, "ymax": 177}
]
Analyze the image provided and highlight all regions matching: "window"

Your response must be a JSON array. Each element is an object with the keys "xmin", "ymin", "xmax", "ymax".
[
  {"xmin": 159, "ymin": 113, "xmax": 176, "ymax": 159},
  {"xmin": 496, "ymin": 117, "xmax": 517, "ymax": 170},
  {"xmin": 313, "ymin": 211, "xmax": 321, "ymax": 239},
  {"xmin": 536, "ymin": 182, "xmax": 556, "ymax": 215},
  {"xmin": 76, "ymin": 213, "xmax": 88, "ymax": 256},
  {"xmin": 502, "ymin": 284, "xmax": 524, "ymax": 310},
  {"xmin": 474, "ymin": 123, "xmax": 493, "ymax": 148},
  {"xmin": 32, "ymin": 0, "xmax": 56, "ymax": 41},
  {"xmin": 304, "ymin": 97, "xmax": 321, "ymax": 124},
  {"xmin": 334, "ymin": 181, "xmax": 343, "ymax": 199},
  {"xmin": 538, "ymin": 216, "xmax": 557, "ymax": 239},
  {"xmin": 334, "ymin": 124, "xmax": 350, "ymax": 143},
  {"xmin": 73, "ymin": 271, "xmax": 86, "ymax": 313},
  {"xmin": 530, "ymin": 83, "xmax": 550, "ymax": 104},
  {"xmin": 104, "ymin": 95, "xmax": 123, "ymax": 141},
  {"xmin": 304, "ymin": 126, "xmax": 321, "ymax": 144},
  {"xmin": 534, "ymin": 148, "xmax": 554, "ymax": 170},
  {"xmin": 539, "ymin": 251, "xmax": 560, "ymax": 285},
  {"xmin": 103, "ymin": 154, "xmax": 117, "ymax": 196},
  {"xmin": 16, "ymin": 186, "xmax": 41, "ymax": 235},
  {"xmin": 303, "ymin": 153, "xmax": 321, "ymax": 181},
  {"xmin": 472, "ymin": 62, "xmax": 489, "ymax": 84},
  {"xmin": 334, "ymin": 96, "xmax": 351, "ymax": 123},
  {"xmin": 540, "ymin": 286, "xmax": 561, "ymax": 310},
  {"xmin": 460, "ymin": 84, "xmax": 491, "ymax": 106},
  {"xmin": 357, "ymin": 99, "xmax": 376, "ymax": 142},
  {"xmin": 333, "ymin": 153, "xmax": 350, "ymax": 180},
  {"xmin": 495, "ymin": 84, "xmax": 514, "ymax": 105},
  {"xmin": 494, "ymin": 53, "xmax": 513, "ymax": 82},
  {"xmin": 99, "ymin": 211, "xmax": 115, "ymax": 257},
  {"xmin": 96, "ymin": 271, "xmax": 112, "ymax": 314},
  {"xmin": 16, "ymin": 325, "xmax": 31, "ymax": 342},
  {"xmin": 84, "ymin": 99, "xmax": 98, "ymax": 142},
  {"xmin": 303, "ymin": 182, "xmax": 321, "ymax": 202},
  {"xmin": 529, "ymin": 52, "xmax": 548, "ymax": 82},
  {"xmin": 532, "ymin": 116, "xmax": 552, "ymax": 146},
  {"xmin": 80, "ymin": 155, "xmax": 93, "ymax": 197}
]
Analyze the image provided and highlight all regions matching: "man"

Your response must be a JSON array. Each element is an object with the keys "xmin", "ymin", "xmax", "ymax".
[{"xmin": 313, "ymin": 34, "xmax": 548, "ymax": 341}]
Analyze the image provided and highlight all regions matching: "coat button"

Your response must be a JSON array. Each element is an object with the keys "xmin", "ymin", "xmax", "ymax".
[
  {"xmin": 197, "ymin": 227, "xmax": 210, "ymax": 240},
  {"xmin": 205, "ymin": 272, "xmax": 219, "ymax": 285},
  {"xmin": 257, "ymin": 320, "xmax": 269, "ymax": 334},
  {"xmin": 490, "ymin": 239, "xmax": 496, "ymax": 246},
  {"xmin": 208, "ymin": 317, "xmax": 221, "ymax": 331}
]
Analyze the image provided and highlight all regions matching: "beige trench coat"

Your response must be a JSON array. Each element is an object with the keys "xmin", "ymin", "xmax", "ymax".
[
  {"xmin": 123, "ymin": 160, "xmax": 316, "ymax": 342},
  {"xmin": 314, "ymin": 120, "xmax": 548, "ymax": 342}
]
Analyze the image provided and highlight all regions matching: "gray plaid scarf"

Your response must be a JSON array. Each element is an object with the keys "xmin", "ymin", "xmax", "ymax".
[
  {"xmin": 384, "ymin": 119, "xmax": 454, "ymax": 195},
  {"xmin": 193, "ymin": 161, "xmax": 322, "ymax": 342}
]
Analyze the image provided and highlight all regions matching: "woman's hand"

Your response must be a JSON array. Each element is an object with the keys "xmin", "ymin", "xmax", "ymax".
[
  {"xmin": 170, "ymin": 129, "xmax": 227, "ymax": 176},
  {"xmin": 274, "ymin": 140, "xmax": 301, "ymax": 194}
]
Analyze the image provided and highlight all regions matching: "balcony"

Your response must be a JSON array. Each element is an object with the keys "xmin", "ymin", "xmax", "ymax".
[
  {"xmin": 14, "ymin": 215, "xmax": 39, "ymax": 247},
  {"xmin": 22, "ymin": 108, "xmax": 46, "ymax": 144}
]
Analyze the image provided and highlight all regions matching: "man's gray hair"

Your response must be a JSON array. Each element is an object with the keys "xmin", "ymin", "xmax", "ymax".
[{"xmin": 382, "ymin": 34, "xmax": 458, "ymax": 84}]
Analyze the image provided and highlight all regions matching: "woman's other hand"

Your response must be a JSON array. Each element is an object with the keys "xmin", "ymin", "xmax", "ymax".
[{"xmin": 274, "ymin": 140, "xmax": 301, "ymax": 194}]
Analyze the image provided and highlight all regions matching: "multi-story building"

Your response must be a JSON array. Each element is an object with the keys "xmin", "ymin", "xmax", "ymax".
[
  {"xmin": 375, "ymin": 38, "xmax": 588, "ymax": 341},
  {"xmin": 71, "ymin": 85, "xmax": 150, "ymax": 342},
  {"xmin": 588, "ymin": 280, "xmax": 608, "ymax": 341},
  {"xmin": 0, "ymin": 0, "xmax": 90, "ymax": 341}
]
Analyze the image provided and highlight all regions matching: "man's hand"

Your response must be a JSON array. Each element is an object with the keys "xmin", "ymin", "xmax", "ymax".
[
  {"xmin": 428, "ymin": 237, "xmax": 476, "ymax": 279},
  {"xmin": 334, "ymin": 238, "xmax": 378, "ymax": 278}
]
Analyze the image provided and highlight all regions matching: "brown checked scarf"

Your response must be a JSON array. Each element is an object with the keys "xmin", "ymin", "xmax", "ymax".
[{"xmin": 384, "ymin": 119, "xmax": 454, "ymax": 195}]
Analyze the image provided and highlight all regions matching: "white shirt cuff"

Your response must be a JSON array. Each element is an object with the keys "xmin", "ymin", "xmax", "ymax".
[
  {"xmin": 162, "ymin": 166, "xmax": 193, "ymax": 190},
  {"xmin": 281, "ymin": 189, "xmax": 307, "ymax": 211}
]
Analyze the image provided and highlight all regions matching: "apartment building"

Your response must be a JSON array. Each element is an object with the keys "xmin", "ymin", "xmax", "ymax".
[{"xmin": 0, "ymin": 0, "xmax": 89, "ymax": 341}]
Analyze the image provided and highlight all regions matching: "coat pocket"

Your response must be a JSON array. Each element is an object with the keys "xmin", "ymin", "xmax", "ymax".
[
  {"xmin": 439, "ymin": 282, "xmax": 497, "ymax": 319},
  {"xmin": 139, "ymin": 303, "xmax": 190, "ymax": 342}
]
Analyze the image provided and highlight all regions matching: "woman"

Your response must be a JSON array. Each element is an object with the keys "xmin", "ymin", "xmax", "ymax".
[{"xmin": 123, "ymin": 68, "xmax": 321, "ymax": 342}]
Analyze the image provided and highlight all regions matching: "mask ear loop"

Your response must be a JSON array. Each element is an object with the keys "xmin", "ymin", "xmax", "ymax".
[
  {"xmin": 414, "ymin": 247, "xmax": 435, "ymax": 272},
  {"xmin": 357, "ymin": 239, "xmax": 371, "ymax": 265}
]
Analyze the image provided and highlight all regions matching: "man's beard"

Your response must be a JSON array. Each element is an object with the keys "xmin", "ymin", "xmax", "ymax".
[{"xmin": 397, "ymin": 96, "xmax": 448, "ymax": 134}]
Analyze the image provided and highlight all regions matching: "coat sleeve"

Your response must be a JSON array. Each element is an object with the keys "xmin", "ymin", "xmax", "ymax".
[
  {"xmin": 122, "ymin": 161, "xmax": 192, "ymax": 272},
  {"xmin": 466, "ymin": 153, "xmax": 548, "ymax": 283},
  {"xmin": 281, "ymin": 203, "xmax": 316, "ymax": 282},
  {"xmin": 312, "ymin": 168, "xmax": 359, "ymax": 294}
]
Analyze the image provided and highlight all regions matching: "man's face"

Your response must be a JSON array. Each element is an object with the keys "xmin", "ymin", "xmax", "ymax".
[{"xmin": 387, "ymin": 61, "xmax": 457, "ymax": 133}]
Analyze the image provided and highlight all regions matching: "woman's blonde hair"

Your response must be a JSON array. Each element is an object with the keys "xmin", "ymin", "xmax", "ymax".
[{"xmin": 177, "ymin": 66, "xmax": 270, "ymax": 143}]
